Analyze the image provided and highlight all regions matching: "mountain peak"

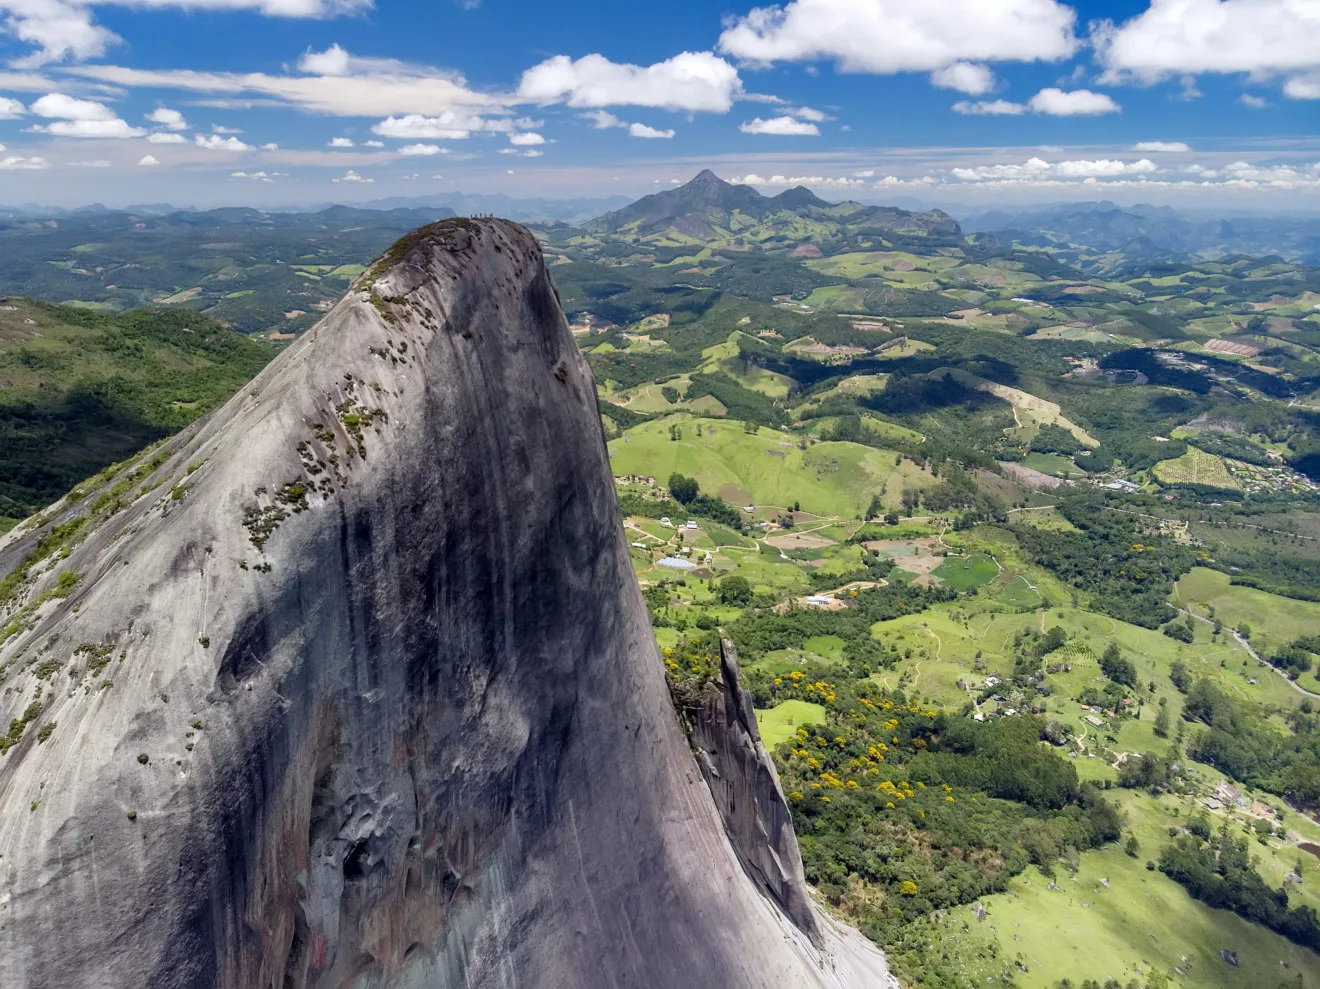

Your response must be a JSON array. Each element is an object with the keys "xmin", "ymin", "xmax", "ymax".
[
  {"xmin": 769, "ymin": 186, "xmax": 831, "ymax": 209},
  {"xmin": 0, "ymin": 217, "xmax": 894, "ymax": 989},
  {"xmin": 680, "ymin": 168, "xmax": 752, "ymax": 206}
]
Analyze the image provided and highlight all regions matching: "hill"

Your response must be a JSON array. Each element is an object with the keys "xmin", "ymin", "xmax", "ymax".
[{"xmin": 0, "ymin": 298, "xmax": 273, "ymax": 527}]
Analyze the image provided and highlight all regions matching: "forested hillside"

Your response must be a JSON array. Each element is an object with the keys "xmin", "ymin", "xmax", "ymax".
[{"xmin": 0, "ymin": 299, "xmax": 272, "ymax": 527}]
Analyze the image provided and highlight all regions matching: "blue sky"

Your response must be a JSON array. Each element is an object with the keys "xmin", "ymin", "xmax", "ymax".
[{"xmin": 0, "ymin": 0, "xmax": 1316, "ymax": 209}]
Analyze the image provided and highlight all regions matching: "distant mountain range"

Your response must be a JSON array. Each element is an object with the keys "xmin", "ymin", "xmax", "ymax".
[
  {"xmin": 7, "ymin": 181, "xmax": 1318, "ymax": 268},
  {"xmin": 0, "ymin": 204, "xmax": 463, "ymax": 334},
  {"xmin": 579, "ymin": 170, "xmax": 961, "ymax": 253},
  {"xmin": 354, "ymin": 192, "xmax": 633, "ymax": 225},
  {"xmin": 964, "ymin": 201, "xmax": 1320, "ymax": 267},
  {"xmin": 0, "ymin": 192, "xmax": 633, "ymax": 227}
]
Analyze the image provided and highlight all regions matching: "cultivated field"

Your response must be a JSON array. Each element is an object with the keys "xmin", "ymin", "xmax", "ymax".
[{"xmin": 1153, "ymin": 447, "xmax": 1241, "ymax": 491}]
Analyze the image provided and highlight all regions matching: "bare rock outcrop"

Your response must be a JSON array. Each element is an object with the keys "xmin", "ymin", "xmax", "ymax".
[
  {"xmin": 679, "ymin": 638, "xmax": 819, "ymax": 940},
  {"xmin": 0, "ymin": 218, "xmax": 896, "ymax": 989}
]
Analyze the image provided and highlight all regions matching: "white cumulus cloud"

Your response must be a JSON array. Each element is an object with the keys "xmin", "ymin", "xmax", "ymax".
[
  {"xmin": 29, "ymin": 93, "xmax": 145, "ymax": 136},
  {"xmin": 508, "ymin": 131, "xmax": 545, "ymax": 146},
  {"xmin": 740, "ymin": 115, "xmax": 819, "ymax": 135},
  {"xmin": 329, "ymin": 136, "xmax": 354, "ymax": 147},
  {"xmin": 951, "ymin": 156, "xmax": 1158, "ymax": 181},
  {"xmin": 1027, "ymin": 87, "xmax": 1120, "ymax": 115},
  {"xmin": 1054, "ymin": 157, "xmax": 1157, "ymax": 176},
  {"xmin": 1132, "ymin": 141, "xmax": 1190, "ymax": 152},
  {"xmin": 32, "ymin": 92, "xmax": 110, "ymax": 120},
  {"xmin": 298, "ymin": 43, "xmax": 351, "ymax": 76},
  {"xmin": 0, "ymin": 96, "xmax": 25, "ymax": 117},
  {"xmin": 39, "ymin": 118, "xmax": 143, "ymax": 137},
  {"xmin": 398, "ymin": 143, "xmax": 447, "ymax": 156},
  {"xmin": 137, "ymin": 154, "xmax": 159, "ymax": 166},
  {"xmin": 296, "ymin": 43, "xmax": 426, "ymax": 77},
  {"xmin": 1285, "ymin": 73, "xmax": 1320, "ymax": 99},
  {"xmin": 146, "ymin": 106, "xmax": 187, "ymax": 130},
  {"xmin": 517, "ymin": 51, "xmax": 742, "ymax": 112},
  {"xmin": 195, "ymin": 134, "xmax": 252, "ymax": 151},
  {"xmin": 952, "ymin": 157, "xmax": 1053, "ymax": 180},
  {"xmin": 147, "ymin": 131, "xmax": 187, "ymax": 143},
  {"xmin": 931, "ymin": 61, "xmax": 995, "ymax": 95},
  {"xmin": 0, "ymin": 155, "xmax": 48, "ymax": 169},
  {"xmin": 629, "ymin": 122, "xmax": 674, "ymax": 138},
  {"xmin": 718, "ymin": 0, "xmax": 1078, "ymax": 75},
  {"xmin": 333, "ymin": 168, "xmax": 373, "ymax": 183},
  {"xmin": 371, "ymin": 111, "xmax": 516, "ymax": 140},
  {"xmin": 728, "ymin": 173, "xmax": 864, "ymax": 189},
  {"xmin": 1094, "ymin": 0, "xmax": 1320, "ymax": 98},
  {"xmin": 953, "ymin": 89, "xmax": 1119, "ymax": 116}
]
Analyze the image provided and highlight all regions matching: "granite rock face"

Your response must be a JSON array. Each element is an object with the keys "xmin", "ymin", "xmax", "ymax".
[
  {"xmin": 681, "ymin": 638, "xmax": 820, "ymax": 941},
  {"xmin": 0, "ymin": 218, "xmax": 896, "ymax": 989}
]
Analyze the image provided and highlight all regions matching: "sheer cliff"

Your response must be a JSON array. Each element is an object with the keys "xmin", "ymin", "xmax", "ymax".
[{"xmin": 0, "ymin": 218, "xmax": 895, "ymax": 989}]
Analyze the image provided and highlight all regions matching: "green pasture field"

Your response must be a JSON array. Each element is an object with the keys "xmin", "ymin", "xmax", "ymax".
[
  {"xmin": 1021, "ymin": 452, "xmax": 1087, "ymax": 478},
  {"xmin": 801, "ymin": 284, "xmax": 869, "ymax": 310},
  {"xmin": 870, "ymin": 600, "xmax": 1299, "ymax": 723},
  {"xmin": 755, "ymin": 699, "xmax": 828, "ymax": 747},
  {"xmin": 959, "ymin": 794, "xmax": 1320, "ymax": 989},
  {"xmin": 724, "ymin": 363, "xmax": 795, "ymax": 399},
  {"xmin": 1174, "ymin": 567, "xmax": 1320, "ymax": 656},
  {"xmin": 932, "ymin": 552, "xmax": 999, "ymax": 590},
  {"xmin": 608, "ymin": 416, "xmax": 935, "ymax": 518}
]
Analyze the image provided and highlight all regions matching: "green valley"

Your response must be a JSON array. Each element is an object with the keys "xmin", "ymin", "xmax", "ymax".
[
  {"xmin": 2, "ymin": 172, "xmax": 1319, "ymax": 989},
  {"xmin": 571, "ymin": 173, "xmax": 1320, "ymax": 989}
]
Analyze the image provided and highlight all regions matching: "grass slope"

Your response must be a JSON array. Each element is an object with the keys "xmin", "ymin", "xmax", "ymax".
[
  {"xmin": 608, "ymin": 416, "xmax": 934, "ymax": 517},
  {"xmin": 965, "ymin": 815, "xmax": 1320, "ymax": 988}
]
